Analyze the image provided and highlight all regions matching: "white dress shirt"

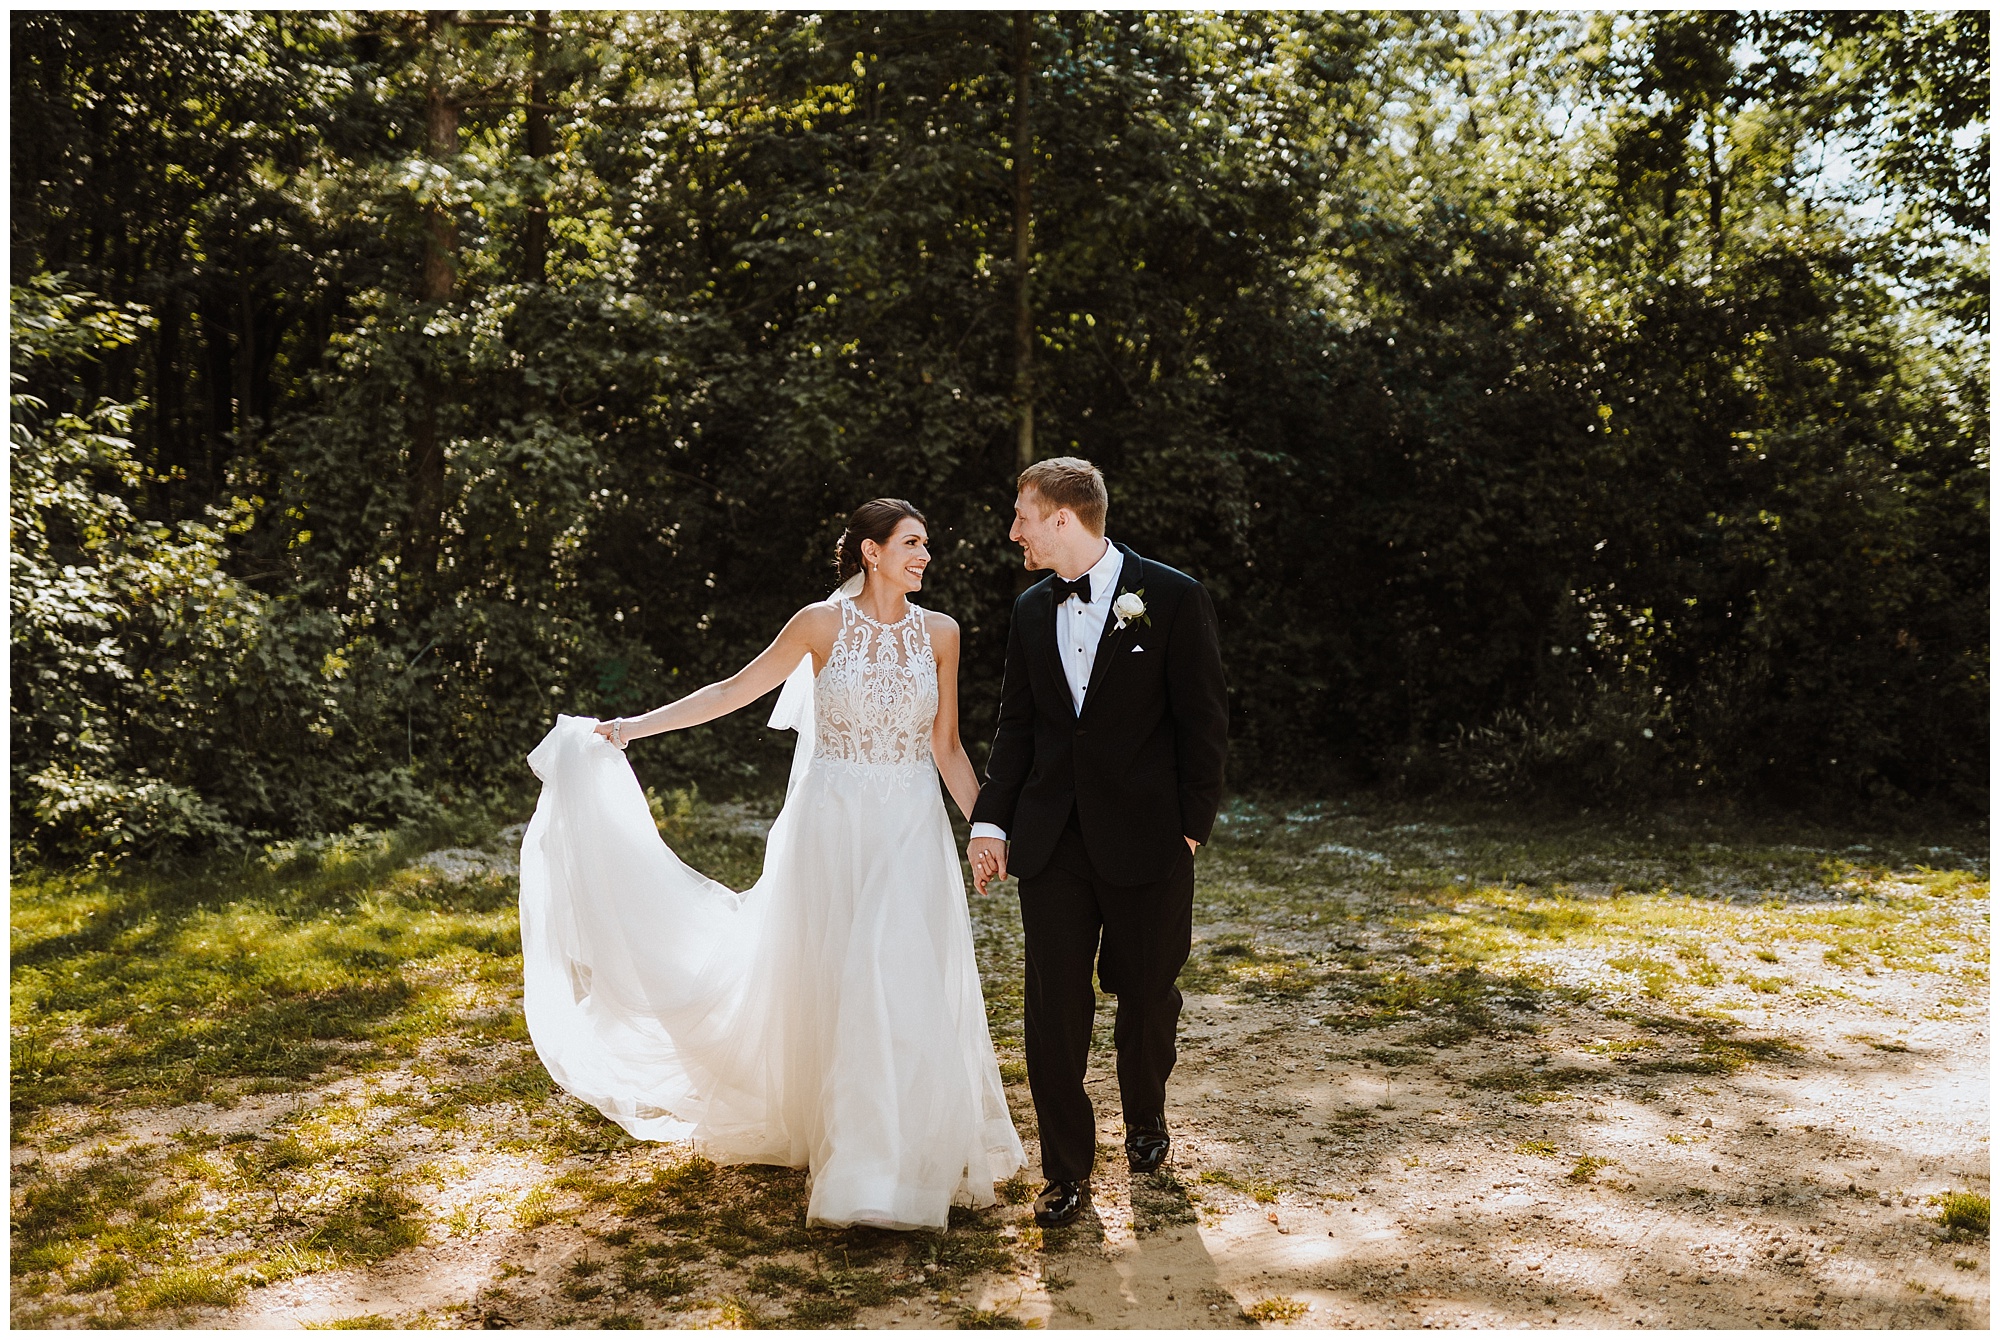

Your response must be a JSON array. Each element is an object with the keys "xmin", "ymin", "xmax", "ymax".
[{"xmin": 970, "ymin": 539, "xmax": 1122, "ymax": 844}]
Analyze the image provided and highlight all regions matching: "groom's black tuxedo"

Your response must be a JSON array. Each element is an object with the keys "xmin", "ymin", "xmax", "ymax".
[
  {"xmin": 973, "ymin": 541, "xmax": 1228, "ymax": 1184},
  {"xmin": 972, "ymin": 543, "xmax": 1229, "ymax": 884}
]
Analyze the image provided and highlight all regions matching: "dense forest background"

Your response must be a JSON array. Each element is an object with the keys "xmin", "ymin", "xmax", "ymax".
[{"xmin": 11, "ymin": 10, "xmax": 1988, "ymax": 861}]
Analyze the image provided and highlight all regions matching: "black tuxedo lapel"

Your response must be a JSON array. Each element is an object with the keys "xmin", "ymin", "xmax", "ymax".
[
  {"xmin": 1033, "ymin": 580, "xmax": 1074, "ymax": 720},
  {"xmin": 1079, "ymin": 545, "xmax": 1144, "ymax": 720}
]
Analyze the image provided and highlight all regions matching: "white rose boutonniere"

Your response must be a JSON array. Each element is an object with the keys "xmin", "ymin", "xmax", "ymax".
[{"xmin": 1113, "ymin": 589, "xmax": 1149, "ymax": 630}]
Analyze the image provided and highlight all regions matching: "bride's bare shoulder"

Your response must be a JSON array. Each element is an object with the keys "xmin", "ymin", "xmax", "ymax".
[
  {"xmin": 786, "ymin": 600, "xmax": 843, "ymax": 641},
  {"xmin": 770, "ymin": 602, "xmax": 842, "ymax": 670},
  {"xmin": 922, "ymin": 608, "xmax": 961, "ymax": 650}
]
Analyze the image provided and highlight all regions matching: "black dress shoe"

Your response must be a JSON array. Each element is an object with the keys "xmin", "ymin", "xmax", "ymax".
[
  {"xmin": 1126, "ymin": 1116, "xmax": 1171, "ymax": 1174},
  {"xmin": 1032, "ymin": 1179, "xmax": 1088, "ymax": 1228}
]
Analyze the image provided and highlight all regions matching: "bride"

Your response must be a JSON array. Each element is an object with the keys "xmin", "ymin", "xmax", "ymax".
[{"xmin": 519, "ymin": 498, "xmax": 1024, "ymax": 1230}]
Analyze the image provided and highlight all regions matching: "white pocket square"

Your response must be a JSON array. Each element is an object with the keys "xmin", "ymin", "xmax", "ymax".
[{"xmin": 1130, "ymin": 645, "xmax": 1144, "ymax": 653}]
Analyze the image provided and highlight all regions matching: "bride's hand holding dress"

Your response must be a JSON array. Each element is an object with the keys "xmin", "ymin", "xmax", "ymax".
[
  {"xmin": 592, "ymin": 600, "xmax": 841, "ymax": 750},
  {"xmin": 592, "ymin": 599, "xmax": 983, "ymax": 830}
]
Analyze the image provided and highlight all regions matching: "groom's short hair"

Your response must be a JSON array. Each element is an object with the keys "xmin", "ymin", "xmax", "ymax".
[{"xmin": 1019, "ymin": 457, "xmax": 1108, "ymax": 534}]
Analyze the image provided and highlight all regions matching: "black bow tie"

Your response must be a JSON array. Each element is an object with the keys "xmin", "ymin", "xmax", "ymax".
[{"xmin": 1051, "ymin": 574, "xmax": 1094, "ymax": 605}]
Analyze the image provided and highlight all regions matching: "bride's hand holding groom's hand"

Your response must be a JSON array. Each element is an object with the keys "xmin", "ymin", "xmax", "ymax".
[
  {"xmin": 968, "ymin": 833, "xmax": 1194, "ymax": 895},
  {"xmin": 968, "ymin": 835, "xmax": 1008, "ymax": 896}
]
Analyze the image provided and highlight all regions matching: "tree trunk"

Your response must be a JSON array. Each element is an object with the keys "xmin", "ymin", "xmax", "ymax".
[
  {"xmin": 422, "ymin": 25, "xmax": 460, "ymax": 303},
  {"xmin": 523, "ymin": 10, "xmax": 551, "ymax": 282},
  {"xmin": 201, "ymin": 289, "xmax": 233, "ymax": 500},
  {"xmin": 235, "ymin": 281, "xmax": 256, "ymax": 445},
  {"xmin": 1704, "ymin": 107, "xmax": 1726, "ymax": 268},
  {"xmin": 252, "ymin": 300, "xmax": 286, "ymax": 435},
  {"xmin": 409, "ymin": 10, "xmax": 461, "ymax": 591},
  {"xmin": 154, "ymin": 291, "xmax": 180, "ymax": 488},
  {"xmin": 1011, "ymin": 12, "xmax": 1035, "ymax": 474}
]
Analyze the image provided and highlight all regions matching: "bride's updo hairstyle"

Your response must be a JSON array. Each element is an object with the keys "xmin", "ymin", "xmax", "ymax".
[{"xmin": 835, "ymin": 498, "xmax": 928, "ymax": 583}]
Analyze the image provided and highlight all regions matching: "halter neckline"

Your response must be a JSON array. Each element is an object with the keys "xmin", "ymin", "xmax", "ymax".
[{"xmin": 840, "ymin": 592, "xmax": 921, "ymax": 630}]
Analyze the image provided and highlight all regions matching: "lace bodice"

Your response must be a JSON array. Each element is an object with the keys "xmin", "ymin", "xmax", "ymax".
[{"xmin": 813, "ymin": 596, "xmax": 937, "ymax": 767}]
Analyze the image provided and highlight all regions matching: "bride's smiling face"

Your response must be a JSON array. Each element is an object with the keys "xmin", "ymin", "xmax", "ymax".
[{"xmin": 862, "ymin": 519, "xmax": 931, "ymax": 594}]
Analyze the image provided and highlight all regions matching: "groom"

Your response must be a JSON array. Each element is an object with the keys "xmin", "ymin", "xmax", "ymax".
[{"xmin": 967, "ymin": 457, "xmax": 1229, "ymax": 1229}]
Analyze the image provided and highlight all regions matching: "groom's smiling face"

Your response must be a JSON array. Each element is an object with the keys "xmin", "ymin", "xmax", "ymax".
[{"xmin": 1009, "ymin": 487, "xmax": 1063, "ymax": 571}]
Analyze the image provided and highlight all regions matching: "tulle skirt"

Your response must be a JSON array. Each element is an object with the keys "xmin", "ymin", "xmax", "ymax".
[{"xmin": 520, "ymin": 716, "xmax": 1022, "ymax": 1229}]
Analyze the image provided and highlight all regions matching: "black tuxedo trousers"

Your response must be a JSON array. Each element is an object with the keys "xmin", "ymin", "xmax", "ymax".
[{"xmin": 1019, "ymin": 809, "xmax": 1195, "ymax": 1182}]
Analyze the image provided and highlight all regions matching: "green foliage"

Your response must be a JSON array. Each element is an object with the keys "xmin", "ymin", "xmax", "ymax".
[
  {"xmin": 9, "ymin": 11, "xmax": 1987, "ymax": 861},
  {"xmin": 1197, "ymin": 1169, "xmax": 1283, "ymax": 1204},
  {"xmin": 9, "ymin": 275, "xmax": 448, "ymax": 860},
  {"xmin": 11, "ymin": 278, "xmax": 245, "ymax": 857}
]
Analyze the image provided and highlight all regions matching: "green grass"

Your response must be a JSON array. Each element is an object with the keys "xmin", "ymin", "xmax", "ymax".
[
  {"xmin": 1567, "ymin": 1155, "xmax": 1614, "ymax": 1183},
  {"xmin": 1245, "ymin": 1295, "xmax": 1311, "ymax": 1323},
  {"xmin": 9, "ymin": 798, "xmax": 931, "ymax": 1326},
  {"xmin": 1132, "ymin": 1168, "xmax": 1199, "ymax": 1232},
  {"xmin": 1183, "ymin": 799, "xmax": 1985, "ymax": 1083},
  {"xmin": 1198, "ymin": 1169, "xmax": 1285, "ymax": 1204},
  {"xmin": 305, "ymin": 1178, "xmax": 429, "ymax": 1261},
  {"xmin": 1933, "ymin": 1191, "xmax": 1989, "ymax": 1240},
  {"xmin": 127, "ymin": 1264, "xmax": 244, "ymax": 1310},
  {"xmin": 1355, "ymin": 1046, "xmax": 1432, "ymax": 1067},
  {"xmin": 11, "ymin": 813, "xmax": 524, "ymax": 1113},
  {"xmin": 69, "ymin": 1255, "xmax": 130, "ymax": 1292},
  {"xmin": 956, "ymin": 1305, "xmax": 1028, "ymax": 1328}
]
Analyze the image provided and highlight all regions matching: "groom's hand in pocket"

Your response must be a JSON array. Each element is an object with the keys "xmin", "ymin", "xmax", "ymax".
[{"xmin": 968, "ymin": 836, "xmax": 1008, "ymax": 896}]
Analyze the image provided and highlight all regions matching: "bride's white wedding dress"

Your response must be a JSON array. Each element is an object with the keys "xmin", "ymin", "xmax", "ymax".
[{"xmin": 519, "ymin": 593, "xmax": 1024, "ymax": 1229}]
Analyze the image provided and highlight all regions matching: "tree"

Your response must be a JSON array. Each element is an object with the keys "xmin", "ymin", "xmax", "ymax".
[{"xmin": 10, "ymin": 10, "xmax": 1987, "ymax": 860}]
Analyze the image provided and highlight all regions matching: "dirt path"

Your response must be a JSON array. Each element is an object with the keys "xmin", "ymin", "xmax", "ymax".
[
  {"xmin": 90, "ymin": 971, "xmax": 1982, "ymax": 1331},
  {"xmin": 12, "ymin": 804, "xmax": 1988, "ymax": 1329},
  {"xmin": 1066, "ymin": 989, "xmax": 1988, "ymax": 1330}
]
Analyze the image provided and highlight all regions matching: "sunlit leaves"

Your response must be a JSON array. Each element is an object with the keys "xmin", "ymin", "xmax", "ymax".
[{"xmin": 10, "ymin": 10, "xmax": 1986, "ymax": 859}]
